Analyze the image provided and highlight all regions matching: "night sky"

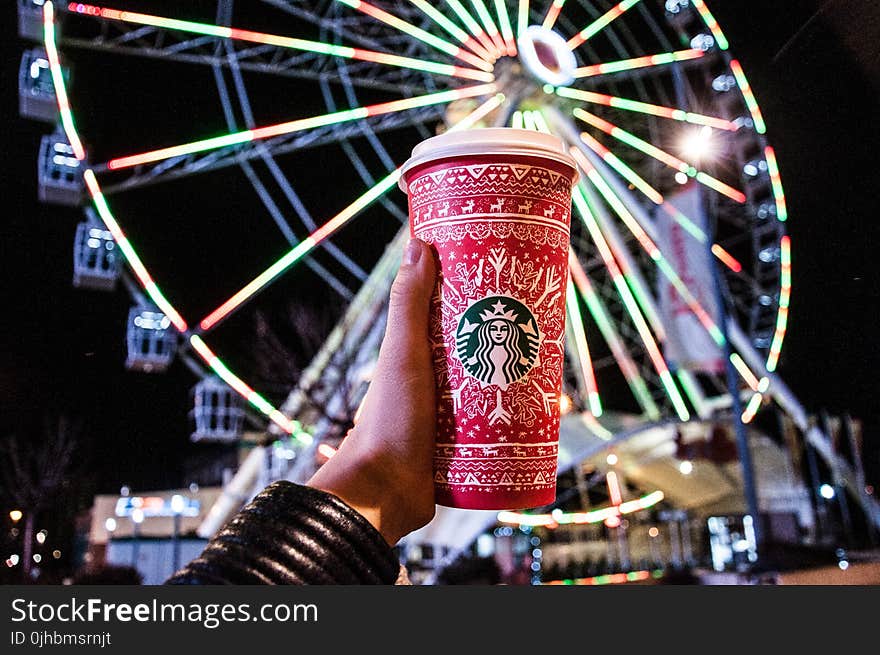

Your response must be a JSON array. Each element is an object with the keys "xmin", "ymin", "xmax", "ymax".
[{"xmin": 2, "ymin": 0, "xmax": 879, "ymax": 511}]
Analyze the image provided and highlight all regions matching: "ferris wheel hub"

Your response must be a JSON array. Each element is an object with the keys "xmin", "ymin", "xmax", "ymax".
[{"xmin": 516, "ymin": 25, "xmax": 577, "ymax": 87}]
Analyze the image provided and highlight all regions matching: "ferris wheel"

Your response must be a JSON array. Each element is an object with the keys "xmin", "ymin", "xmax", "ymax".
[{"xmin": 20, "ymin": 1, "xmax": 791, "ymax": 464}]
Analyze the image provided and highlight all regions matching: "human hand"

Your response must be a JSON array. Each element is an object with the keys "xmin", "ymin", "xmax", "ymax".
[{"xmin": 307, "ymin": 237, "xmax": 438, "ymax": 545}]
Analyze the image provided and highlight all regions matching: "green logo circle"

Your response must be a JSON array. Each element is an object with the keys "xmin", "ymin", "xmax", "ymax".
[{"xmin": 455, "ymin": 296, "xmax": 541, "ymax": 389}]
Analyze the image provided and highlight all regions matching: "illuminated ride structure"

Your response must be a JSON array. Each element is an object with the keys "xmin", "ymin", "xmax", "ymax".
[{"xmin": 21, "ymin": 0, "xmax": 878, "ymax": 582}]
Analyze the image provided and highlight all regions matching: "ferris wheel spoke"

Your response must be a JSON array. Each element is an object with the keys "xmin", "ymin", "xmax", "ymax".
[
  {"xmin": 492, "ymin": 0, "xmax": 517, "ymax": 56},
  {"xmin": 516, "ymin": 0, "xmax": 530, "ymax": 38},
  {"xmin": 99, "ymin": 83, "xmax": 496, "ymax": 171},
  {"xmin": 575, "ymin": 130, "xmax": 744, "ymax": 274},
  {"xmin": 569, "ymin": 143, "xmax": 764, "ymax": 394},
  {"xmin": 65, "ymin": 3, "xmax": 493, "ymax": 82},
  {"xmin": 565, "ymin": 276, "xmax": 603, "ymax": 417},
  {"xmin": 572, "ymin": 48, "xmax": 705, "ymax": 79},
  {"xmin": 443, "ymin": 0, "xmax": 503, "ymax": 58},
  {"xmin": 405, "ymin": 0, "xmax": 495, "ymax": 62},
  {"xmin": 568, "ymin": 251, "xmax": 661, "ymax": 420},
  {"xmin": 196, "ymin": 92, "xmax": 504, "ymax": 333},
  {"xmin": 542, "ymin": 0, "xmax": 567, "ymax": 31},
  {"xmin": 567, "ymin": 0, "xmax": 643, "ymax": 50},
  {"xmin": 334, "ymin": 0, "xmax": 494, "ymax": 72},
  {"xmin": 467, "ymin": 0, "xmax": 509, "ymax": 55},
  {"xmin": 572, "ymin": 108, "xmax": 746, "ymax": 203},
  {"xmin": 572, "ymin": 186, "xmax": 690, "ymax": 422},
  {"xmin": 555, "ymin": 87, "xmax": 737, "ymax": 131},
  {"xmin": 530, "ymin": 110, "xmax": 665, "ymax": 341}
]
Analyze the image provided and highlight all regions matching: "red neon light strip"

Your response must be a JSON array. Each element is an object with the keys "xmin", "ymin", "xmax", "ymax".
[
  {"xmin": 573, "ymin": 108, "xmax": 746, "ymax": 203},
  {"xmin": 66, "ymin": 3, "xmax": 493, "ymax": 81},
  {"xmin": 573, "ymin": 48, "xmax": 703, "ymax": 78},
  {"xmin": 542, "ymin": 0, "xmax": 566, "ymax": 30},
  {"xmin": 406, "ymin": 0, "xmax": 495, "ymax": 61},
  {"xmin": 555, "ymin": 87, "xmax": 737, "ymax": 131},
  {"xmin": 567, "ymin": 0, "xmax": 641, "ymax": 50},
  {"xmin": 764, "ymin": 146, "xmax": 788, "ymax": 221},
  {"xmin": 710, "ymin": 244, "xmax": 743, "ymax": 273},
  {"xmin": 199, "ymin": 93, "xmax": 505, "ymax": 332},
  {"xmin": 339, "ymin": 0, "xmax": 494, "ymax": 72},
  {"xmin": 43, "ymin": 3, "xmax": 85, "ymax": 160}
]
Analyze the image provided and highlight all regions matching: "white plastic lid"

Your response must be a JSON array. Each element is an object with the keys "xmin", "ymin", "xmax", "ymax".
[{"xmin": 399, "ymin": 127, "xmax": 577, "ymax": 190}]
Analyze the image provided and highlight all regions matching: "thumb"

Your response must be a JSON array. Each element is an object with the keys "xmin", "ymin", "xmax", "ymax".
[{"xmin": 375, "ymin": 238, "xmax": 437, "ymax": 381}]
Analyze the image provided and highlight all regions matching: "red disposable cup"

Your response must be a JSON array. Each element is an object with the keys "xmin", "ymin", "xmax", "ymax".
[{"xmin": 399, "ymin": 128, "xmax": 578, "ymax": 510}]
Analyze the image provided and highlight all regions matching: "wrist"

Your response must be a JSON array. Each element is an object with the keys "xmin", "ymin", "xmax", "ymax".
[{"xmin": 308, "ymin": 436, "xmax": 423, "ymax": 546}]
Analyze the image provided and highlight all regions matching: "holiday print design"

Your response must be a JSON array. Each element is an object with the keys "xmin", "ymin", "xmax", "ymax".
[{"xmin": 405, "ymin": 156, "xmax": 576, "ymax": 508}]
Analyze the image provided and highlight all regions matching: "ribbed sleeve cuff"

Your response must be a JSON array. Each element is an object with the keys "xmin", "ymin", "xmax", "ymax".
[{"xmin": 166, "ymin": 481, "xmax": 400, "ymax": 585}]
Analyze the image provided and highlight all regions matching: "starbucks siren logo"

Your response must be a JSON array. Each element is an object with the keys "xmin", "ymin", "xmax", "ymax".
[{"xmin": 455, "ymin": 296, "xmax": 541, "ymax": 390}]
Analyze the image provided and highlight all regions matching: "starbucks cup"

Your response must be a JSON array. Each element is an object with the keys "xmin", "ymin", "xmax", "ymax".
[{"xmin": 399, "ymin": 127, "xmax": 578, "ymax": 510}]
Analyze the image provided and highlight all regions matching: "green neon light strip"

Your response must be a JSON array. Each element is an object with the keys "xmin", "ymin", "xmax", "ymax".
[
  {"xmin": 199, "ymin": 93, "xmax": 506, "ymax": 332},
  {"xmin": 105, "ymin": 83, "xmax": 495, "ymax": 170},
  {"xmin": 66, "ymin": 3, "xmax": 494, "ymax": 81},
  {"xmin": 83, "ymin": 171, "xmax": 188, "ymax": 332},
  {"xmin": 572, "ymin": 108, "xmax": 746, "ymax": 203},
  {"xmin": 675, "ymin": 370, "xmax": 707, "ymax": 417},
  {"xmin": 572, "ymin": 48, "xmax": 703, "ymax": 78},
  {"xmin": 554, "ymin": 86, "xmax": 737, "ymax": 131},
  {"xmin": 526, "ymin": 112, "xmax": 660, "ymax": 419},
  {"xmin": 569, "ymin": 251, "xmax": 660, "ymax": 419},
  {"xmin": 764, "ymin": 146, "xmax": 788, "ymax": 222},
  {"xmin": 566, "ymin": 278, "xmax": 603, "ymax": 417},
  {"xmin": 43, "ymin": 3, "xmax": 85, "ymax": 160},
  {"xmin": 517, "ymin": 0, "xmax": 530, "ymax": 38},
  {"xmin": 568, "ymin": 0, "xmax": 642, "ymax": 49},
  {"xmin": 574, "ymin": 126, "xmax": 745, "ymax": 275},
  {"xmin": 575, "ymin": 151, "xmax": 771, "ymax": 395},
  {"xmin": 542, "ymin": 0, "xmax": 567, "ymax": 30},
  {"xmin": 729, "ymin": 59, "xmax": 767, "ymax": 135},
  {"xmin": 46, "ymin": 4, "xmax": 188, "ymax": 333},
  {"xmin": 406, "ymin": 0, "xmax": 494, "ymax": 61},
  {"xmin": 766, "ymin": 236, "xmax": 791, "ymax": 372},
  {"xmin": 692, "ymin": 0, "xmax": 729, "ymax": 50},
  {"xmin": 190, "ymin": 336, "xmax": 312, "ymax": 443},
  {"xmin": 577, "ymin": 130, "xmax": 664, "ymax": 204},
  {"xmin": 444, "ymin": 0, "xmax": 501, "ymax": 57},
  {"xmin": 573, "ymin": 186, "xmax": 690, "ymax": 421},
  {"xmin": 335, "ymin": 0, "xmax": 494, "ymax": 71},
  {"xmin": 468, "ymin": 0, "xmax": 507, "ymax": 54},
  {"xmin": 497, "ymin": 490, "xmax": 664, "ymax": 528},
  {"xmin": 493, "ymin": 0, "xmax": 517, "ymax": 55},
  {"xmin": 741, "ymin": 391, "xmax": 763, "ymax": 424}
]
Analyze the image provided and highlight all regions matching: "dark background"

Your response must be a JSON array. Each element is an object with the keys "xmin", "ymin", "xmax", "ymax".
[{"xmin": 1, "ymin": 1, "xmax": 878, "ymax": 523}]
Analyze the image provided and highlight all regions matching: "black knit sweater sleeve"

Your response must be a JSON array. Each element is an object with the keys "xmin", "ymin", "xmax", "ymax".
[{"xmin": 165, "ymin": 481, "xmax": 400, "ymax": 585}]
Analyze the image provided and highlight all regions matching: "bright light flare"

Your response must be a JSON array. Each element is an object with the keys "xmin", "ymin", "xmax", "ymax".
[{"xmin": 679, "ymin": 125, "xmax": 715, "ymax": 163}]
